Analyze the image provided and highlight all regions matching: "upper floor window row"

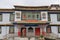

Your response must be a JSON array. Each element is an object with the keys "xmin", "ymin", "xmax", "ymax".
[
  {"xmin": 21, "ymin": 11, "xmax": 46, "ymax": 20},
  {"xmin": 21, "ymin": 11, "xmax": 41, "ymax": 20}
]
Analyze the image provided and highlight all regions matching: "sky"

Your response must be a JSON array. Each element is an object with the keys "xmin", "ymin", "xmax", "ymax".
[{"xmin": 0, "ymin": 0, "xmax": 60, "ymax": 8}]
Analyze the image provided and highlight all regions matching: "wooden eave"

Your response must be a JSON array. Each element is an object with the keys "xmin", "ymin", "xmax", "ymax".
[
  {"xmin": 0, "ymin": 24, "xmax": 13, "ymax": 26},
  {"xmin": 50, "ymin": 24, "xmax": 60, "ymax": 26},
  {"xmin": 14, "ymin": 5, "xmax": 49, "ymax": 10},
  {"xmin": 14, "ymin": 5, "xmax": 60, "ymax": 11},
  {"xmin": 0, "ymin": 8, "xmax": 15, "ymax": 12}
]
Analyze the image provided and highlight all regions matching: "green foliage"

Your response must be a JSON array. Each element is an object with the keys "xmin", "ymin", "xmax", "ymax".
[{"xmin": 40, "ymin": 35, "xmax": 44, "ymax": 38}]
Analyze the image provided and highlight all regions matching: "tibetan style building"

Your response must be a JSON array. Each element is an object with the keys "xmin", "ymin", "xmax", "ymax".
[{"xmin": 0, "ymin": 4, "xmax": 60, "ymax": 40}]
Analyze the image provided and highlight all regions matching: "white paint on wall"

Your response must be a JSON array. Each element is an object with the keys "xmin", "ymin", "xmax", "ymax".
[
  {"xmin": 44, "ymin": 27, "xmax": 46, "ymax": 32},
  {"xmin": 0, "ymin": 13, "xmax": 11, "ymax": 24},
  {"xmin": 50, "ymin": 14, "xmax": 60, "ymax": 24},
  {"xmin": 15, "ymin": 25, "xmax": 18, "ymax": 36},
  {"xmin": 51, "ymin": 26, "xmax": 60, "ymax": 38},
  {"xmin": 0, "ymin": 26, "xmax": 9, "ymax": 39},
  {"xmin": 50, "ymin": 14, "xmax": 57, "ymax": 24},
  {"xmin": 51, "ymin": 26, "xmax": 58, "ymax": 34}
]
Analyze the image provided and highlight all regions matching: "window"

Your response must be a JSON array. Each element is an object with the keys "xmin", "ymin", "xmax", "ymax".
[
  {"xmin": 48, "ymin": 14, "xmax": 51, "ymax": 21},
  {"xmin": 9, "ymin": 26, "xmax": 14, "ymax": 34},
  {"xmin": 0, "ymin": 27, "xmax": 1, "ymax": 34},
  {"xmin": 46, "ymin": 26, "xmax": 51, "ymax": 33},
  {"xmin": 22, "ymin": 13, "xmax": 26, "ymax": 20},
  {"xmin": 0, "ymin": 14, "xmax": 2, "ymax": 21},
  {"xmin": 10, "ymin": 14, "xmax": 14, "ymax": 21},
  {"xmin": 42, "ymin": 13, "xmax": 46, "ymax": 19},
  {"xmin": 32, "ymin": 14, "xmax": 35, "ymax": 19},
  {"xmin": 16, "ymin": 12, "xmax": 20, "ymax": 19},
  {"xmin": 21, "ymin": 11, "xmax": 41, "ymax": 20},
  {"xmin": 57, "ymin": 14, "xmax": 60, "ymax": 21},
  {"xmin": 58, "ymin": 26, "xmax": 60, "ymax": 33}
]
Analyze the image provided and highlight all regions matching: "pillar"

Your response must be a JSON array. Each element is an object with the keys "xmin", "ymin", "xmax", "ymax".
[
  {"xmin": 33, "ymin": 27, "xmax": 35, "ymax": 36},
  {"xmin": 26, "ymin": 27, "xmax": 29, "ymax": 37},
  {"xmin": 20, "ymin": 11, "xmax": 21, "ymax": 21}
]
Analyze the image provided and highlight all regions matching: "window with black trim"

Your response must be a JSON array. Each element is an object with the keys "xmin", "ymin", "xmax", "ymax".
[
  {"xmin": 58, "ymin": 26, "xmax": 60, "ymax": 33},
  {"xmin": 0, "ymin": 14, "xmax": 2, "ymax": 21},
  {"xmin": 10, "ymin": 13, "xmax": 14, "ymax": 21},
  {"xmin": 57, "ymin": 14, "xmax": 60, "ymax": 21},
  {"xmin": 21, "ymin": 11, "xmax": 41, "ymax": 20},
  {"xmin": 46, "ymin": 26, "xmax": 51, "ymax": 33},
  {"xmin": 0, "ymin": 27, "xmax": 1, "ymax": 34},
  {"xmin": 9, "ymin": 26, "xmax": 14, "ymax": 34}
]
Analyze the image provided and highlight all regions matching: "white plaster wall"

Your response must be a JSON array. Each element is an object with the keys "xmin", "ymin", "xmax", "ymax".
[
  {"xmin": 51, "ymin": 26, "xmax": 58, "ymax": 34},
  {"xmin": 44, "ymin": 27, "xmax": 46, "ymax": 32},
  {"xmin": 0, "ymin": 26, "xmax": 17, "ymax": 39},
  {"xmin": 0, "ymin": 13, "xmax": 11, "ymax": 24},
  {"xmin": 15, "ymin": 25, "xmax": 18, "ymax": 36},
  {"xmin": 50, "ymin": 14, "xmax": 60, "ymax": 24},
  {"xmin": 0, "ymin": 26, "xmax": 9, "ymax": 39},
  {"xmin": 51, "ymin": 26, "xmax": 60, "ymax": 38}
]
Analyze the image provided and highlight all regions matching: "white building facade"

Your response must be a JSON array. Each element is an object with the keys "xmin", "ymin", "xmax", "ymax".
[{"xmin": 0, "ymin": 4, "xmax": 60, "ymax": 40}]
